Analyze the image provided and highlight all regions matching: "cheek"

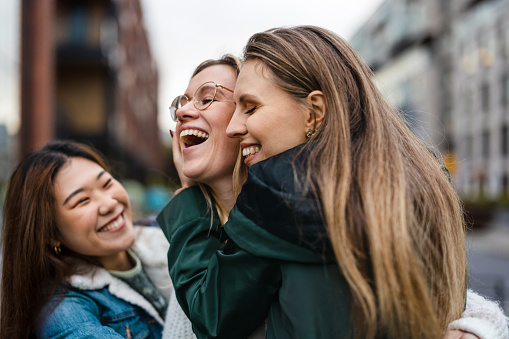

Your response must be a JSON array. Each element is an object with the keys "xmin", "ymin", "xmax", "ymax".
[
  {"xmin": 246, "ymin": 115, "xmax": 268, "ymax": 138},
  {"xmin": 116, "ymin": 187, "xmax": 131, "ymax": 212},
  {"xmin": 57, "ymin": 210, "xmax": 93, "ymax": 243},
  {"xmin": 215, "ymin": 137, "xmax": 239, "ymax": 165}
]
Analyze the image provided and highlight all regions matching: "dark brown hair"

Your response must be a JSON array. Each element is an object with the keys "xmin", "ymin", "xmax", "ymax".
[{"xmin": 1, "ymin": 141, "xmax": 109, "ymax": 338}]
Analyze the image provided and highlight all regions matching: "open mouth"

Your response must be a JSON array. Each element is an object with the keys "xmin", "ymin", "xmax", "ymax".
[
  {"xmin": 242, "ymin": 146, "xmax": 260, "ymax": 158},
  {"xmin": 98, "ymin": 213, "xmax": 124, "ymax": 233},
  {"xmin": 180, "ymin": 129, "xmax": 209, "ymax": 148}
]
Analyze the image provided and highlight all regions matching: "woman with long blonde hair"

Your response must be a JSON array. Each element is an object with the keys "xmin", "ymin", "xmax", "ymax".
[
  {"xmin": 229, "ymin": 25, "xmax": 468, "ymax": 338},
  {"xmin": 158, "ymin": 26, "xmax": 508, "ymax": 338}
]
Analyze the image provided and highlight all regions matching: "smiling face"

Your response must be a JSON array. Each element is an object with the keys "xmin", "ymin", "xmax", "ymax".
[
  {"xmin": 53, "ymin": 157, "xmax": 134, "ymax": 268},
  {"xmin": 226, "ymin": 60, "xmax": 309, "ymax": 167},
  {"xmin": 175, "ymin": 64, "xmax": 239, "ymax": 186}
]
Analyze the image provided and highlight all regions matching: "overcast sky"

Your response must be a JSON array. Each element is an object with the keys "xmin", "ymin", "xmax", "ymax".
[{"xmin": 0, "ymin": 0, "xmax": 384, "ymax": 138}]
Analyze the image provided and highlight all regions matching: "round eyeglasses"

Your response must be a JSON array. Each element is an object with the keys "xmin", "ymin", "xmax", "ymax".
[{"xmin": 169, "ymin": 81, "xmax": 234, "ymax": 121}]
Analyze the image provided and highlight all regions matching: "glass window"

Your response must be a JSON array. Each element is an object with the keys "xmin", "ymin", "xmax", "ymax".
[
  {"xmin": 502, "ymin": 124, "xmax": 508, "ymax": 156},
  {"xmin": 482, "ymin": 130, "xmax": 490, "ymax": 158},
  {"xmin": 466, "ymin": 135, "xmax": 473, "ymax": 159},
  {"xmin": 502, "ymin": 74, "xmax": 509, "ymax": 110},
  {"xmin": 481, "ymin": 82, "xmax": 490, "ymax": 113},
  {"xmin": 70, "ymin": 4, "xmax": 87, "ymax": 44}
]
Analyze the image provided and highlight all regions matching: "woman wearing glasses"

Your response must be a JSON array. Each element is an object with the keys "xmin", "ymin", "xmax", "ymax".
[
  {"xmin": 159, "ymin": 26, "xmax": 509, "ymax": 339},
  {"xmin": 162, "ymin": 55, "xmax": 265, "ymax": 339}
]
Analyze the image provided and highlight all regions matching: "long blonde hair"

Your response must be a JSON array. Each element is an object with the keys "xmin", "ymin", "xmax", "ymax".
[{"xmin": 242, "ymin": 26, "xmax": 466, "ymax": 338}]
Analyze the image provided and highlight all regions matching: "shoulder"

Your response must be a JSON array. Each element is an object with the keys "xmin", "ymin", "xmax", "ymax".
[
  {"xmin": 36, "ymin": 287, "xmax": 101, "ymax": 336},
  {"xmin": 157, "ymin": 186, "xmax": 208, "ymax": 224},
  {"xmin": 156, "ymin": 186, "xmax": 215, "ymax": 242}
]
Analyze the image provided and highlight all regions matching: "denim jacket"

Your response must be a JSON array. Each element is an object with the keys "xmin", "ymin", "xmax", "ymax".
[{"xmin": 36, "ymin": 226, "xmax": 172, "ymax": 339}]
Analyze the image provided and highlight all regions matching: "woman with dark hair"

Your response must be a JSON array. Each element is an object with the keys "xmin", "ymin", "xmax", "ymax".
[
  {"xmin": 158, "ymin": 26, "xmax": 509, "ymax": 339},
  {"xmin": 1, "ymin": 141, "xmax": 172, "ymax": 338}
]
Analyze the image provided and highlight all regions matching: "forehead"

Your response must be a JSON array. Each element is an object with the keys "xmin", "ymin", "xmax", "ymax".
[
  {"xmin": 186, "ymin": 65, "xmax": 237, "ymax": 94},
  {"xmin": 54, "ymin": 158, "xmax": 103, "ymax": 194},
  {"xmin": 234, "ymin": 60, "xmax": 274, "ymax": 98}
]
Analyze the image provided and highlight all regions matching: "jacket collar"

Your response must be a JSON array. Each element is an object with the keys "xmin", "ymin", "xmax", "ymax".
[{"xmin": 236, "ymin": 143, "xmax": 334, "ymax": 256}]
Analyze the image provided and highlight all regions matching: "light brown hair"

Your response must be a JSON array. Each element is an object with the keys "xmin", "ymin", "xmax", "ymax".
[
  {"xmin": 1, "ymin": 141, "xmax": 110, "ymax": 338},
  {"xmin": 242, "ymin": 26, "xmax": 466, "ymax": 338}
]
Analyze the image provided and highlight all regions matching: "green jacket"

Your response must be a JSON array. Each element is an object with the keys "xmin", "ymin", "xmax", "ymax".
[{"xmin": 158, "ymin": 146, "xmax": 351, "ymax": 339}]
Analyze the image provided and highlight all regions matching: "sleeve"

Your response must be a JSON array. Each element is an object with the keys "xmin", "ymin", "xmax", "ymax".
[
  {"xmin": 157, "ymin": 187, "xmax": 282, "ymax": 339},
  {"xmin": 36, "ymin": 293, "xmax": 124, "ymax": 338},
  {"xmin": 447, "ymin": 289, "xmax": 509, "ymax": 339}
]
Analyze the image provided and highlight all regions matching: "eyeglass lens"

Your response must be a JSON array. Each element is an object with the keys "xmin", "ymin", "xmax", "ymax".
[{"xmin": 170, "ymin": 82, "xmax": 232, "ymax": 122}]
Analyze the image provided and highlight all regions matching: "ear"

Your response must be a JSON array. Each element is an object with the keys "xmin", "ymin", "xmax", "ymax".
[{"xmin": 305, "ymin": 90, "xmax": 326, "ymax": 131}]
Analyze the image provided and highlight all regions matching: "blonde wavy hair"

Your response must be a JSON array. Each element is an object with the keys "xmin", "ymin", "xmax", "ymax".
[{"xmin": 241, "ymin": 26, "xmax": 466, "ymax": 338}]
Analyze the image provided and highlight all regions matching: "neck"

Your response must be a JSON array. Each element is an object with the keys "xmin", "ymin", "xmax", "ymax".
[
  {"xmin": 207, "ymin": 176, "xmax": 236, "ymax": 214},
  {"xmin": 100, "ymin": 250, "xmax": 133, "ymax": 271}
]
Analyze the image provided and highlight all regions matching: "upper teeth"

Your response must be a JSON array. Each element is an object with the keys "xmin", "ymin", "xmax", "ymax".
[
  {"xmin": 242, "ymin": 146, "xmax": 260, "ymax": 157},
  {"xmin": 180, "ymin": 129, "xmax": 209, "ymax": 140},
  {"xmin": 99, "ymin": 214, "xmax": 123, "ymax": 232}
]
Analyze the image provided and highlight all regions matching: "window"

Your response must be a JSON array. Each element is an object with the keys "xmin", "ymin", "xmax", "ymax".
[
  {"xmin": 502, "ymin": 124, "xmax": 508, "ymax": 156},
  {"xmin": 482, "ymin": 130, "xmax": 490, "ymax": 158},
  {"xmin": 502, "ymin": 174, "xmax": 509, "ymax": 198},
  {"xmin": 481, "ymin": 82, "xmax": 490, "ymax": 113},
  {"xmin": 465, "ymin": 86, "xmax": 473, "ymax": 118},
  {"xmin": 502, "ymin": 74, "xmax": 509, "ymax": 110},
  {"xmin": 441, "ymin": 63, "xmax": 452, "ymax": 124},
  {"xmin": 70, "ymin": 4, "xmax": 87, "ymax": 44},
  {"xmin": 466, "ymin": 135, "xmax": 473, "ymax": 159},
  {"xmin": 498, "ymin": 20, "xmax": 508, "ymax": 60}
]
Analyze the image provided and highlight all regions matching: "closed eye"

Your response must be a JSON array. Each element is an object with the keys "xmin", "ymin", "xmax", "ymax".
[
  {"xmin": 199, "ymin": 98, "xmax": 213, "ymax": 106},
  {"xmin": 103, "ymin": 179, "xmax": 112, "ymax": 189},
  {"xmin": 75, "ymin": 197, "xmax": 89, "ymax": 207},
  {"xmin": 245, "ymin": 106, "xmax": 257, "ymax": 114}
]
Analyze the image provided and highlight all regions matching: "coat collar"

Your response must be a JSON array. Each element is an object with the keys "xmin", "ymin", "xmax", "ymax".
[
  {"xmin": 236, "ymin": 144, "xmax": 334, "ymax": 256},
  {"xmin": 66, "ymin": 226, "xmax": 171, "ymax": 325}
]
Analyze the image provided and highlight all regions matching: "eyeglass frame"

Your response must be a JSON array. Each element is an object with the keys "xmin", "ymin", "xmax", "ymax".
[{"xmin": 169, "ymin": 81, "xmax": 234, "ymax": 122}]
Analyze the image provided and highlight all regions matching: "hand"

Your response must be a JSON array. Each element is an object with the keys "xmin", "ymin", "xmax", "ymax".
[
  {"xmin": 443, "ymin": 330, "xmax": 479, "ymax": 339},
  {"xmin": 171, "ymin": 129, "xmax": 196, "ymax": 193}
]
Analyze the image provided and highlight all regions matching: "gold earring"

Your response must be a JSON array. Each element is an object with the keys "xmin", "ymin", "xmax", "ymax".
[
  {"xmin": 306, "ymin": 128, "xmax": 317, "ymax": 138},
  {"xmin": 54, "ymin": 245, "xmax": 62, "ymax": 255}
]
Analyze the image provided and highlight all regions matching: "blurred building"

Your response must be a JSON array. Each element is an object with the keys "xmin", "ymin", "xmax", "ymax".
[
  {"xmin": 0, "ymin": 124, "xmax": 16, "ymax": 188},
  {"xmin": 20, "ymin": 0, "xmax": 168, "ymax": 182},
  {"xmin": 452, "ymin": 0, "xmax": 509, "ymax": 199},
  {"xmin": 350, "ymin": 0, "xmax": 509, "ymax": 200},
  {"xmin": 0, "ymin": 124, "xmax": 15, "ymax": 222}
]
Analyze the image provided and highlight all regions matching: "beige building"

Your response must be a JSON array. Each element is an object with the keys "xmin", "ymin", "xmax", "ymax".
[{"xmin": 350, "ymin": 0, "xmax": 509, "ymax": 200}]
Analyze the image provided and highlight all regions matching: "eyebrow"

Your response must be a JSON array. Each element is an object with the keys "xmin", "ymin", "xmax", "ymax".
[
  {"xmin": 237, "ymin": 94, "xmax": 259, "ymax": 105},
  {"xmin": 62, "ymin": 170, "xmax": 106, "ymax": 206}
]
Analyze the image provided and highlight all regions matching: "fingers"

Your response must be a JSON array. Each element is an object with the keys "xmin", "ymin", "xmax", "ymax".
[
  {"xmin": 443, "ymin": 330, "xmax": 480, "ymax": 339},
  {"xmin": 171, "ymin": 128, "xmax": 196, "ymax": 191}
]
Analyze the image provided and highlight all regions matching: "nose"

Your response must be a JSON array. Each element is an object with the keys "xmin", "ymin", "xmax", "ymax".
[
  {"xmin": 226, "ymin": 108, "xmax": 247, "ymax": 139},
  {"xmin": 176, "ymin": 101, "xmax": 199, "ymax": 122},
  {"xmin": 98, "ymin": 193, "xmax": 117, "ymax": 215}
]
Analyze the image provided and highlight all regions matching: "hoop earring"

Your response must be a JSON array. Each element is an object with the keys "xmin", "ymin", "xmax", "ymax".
[
  {"xmin": 54, "ymin": 245, "xmax": 62, "ymax": 255},
  {"xmin": 306, "ymin": 128, "xmax": 317, "ymax": 138}
]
